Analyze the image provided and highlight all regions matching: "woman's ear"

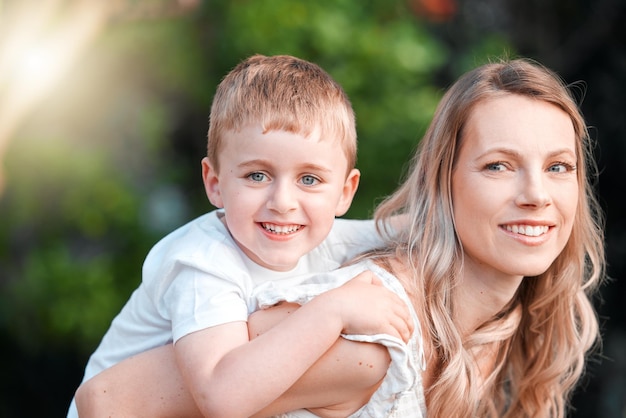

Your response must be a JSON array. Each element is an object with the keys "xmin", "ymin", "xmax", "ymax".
[{"xmin": 202, "ymin": 157, "xmax": 224, "ymax": 208}]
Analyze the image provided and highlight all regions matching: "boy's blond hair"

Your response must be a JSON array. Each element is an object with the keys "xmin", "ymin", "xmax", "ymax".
[{"xmin": 207, "ymin": 54, "xmax": 357, "ymax": 174}]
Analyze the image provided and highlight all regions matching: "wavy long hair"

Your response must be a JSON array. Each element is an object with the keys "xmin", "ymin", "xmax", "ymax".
[{"xmin": 374, "ymin": 58, "xmax": 605, "ymax": 417}]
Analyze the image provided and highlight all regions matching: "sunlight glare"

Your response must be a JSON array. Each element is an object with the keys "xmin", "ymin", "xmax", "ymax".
[
  {"xmin": 15, "ymin": 43, "xmax": 62, "ymax": 89},
  {"xmin": 0, "ymin": 0, "xmax": 110, "ymax": 195},
  {"xmin": 19, "ymin": 47, "xmax": 51, "ymax": 79}
]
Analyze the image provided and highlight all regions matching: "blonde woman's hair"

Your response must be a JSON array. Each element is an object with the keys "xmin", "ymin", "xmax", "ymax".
[
  {"xmin": 207, "ymin": 54, "xmax": 357, "ymax": 174},
  {"xmin": 375, "ymin": 58, "xmax": 605, "ymax": 417}
]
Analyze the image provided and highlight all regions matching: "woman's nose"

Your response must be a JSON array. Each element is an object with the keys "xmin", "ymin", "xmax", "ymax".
[{"xmin": 515, "ymin": 171, "xmax": 551, "ymax": 208}]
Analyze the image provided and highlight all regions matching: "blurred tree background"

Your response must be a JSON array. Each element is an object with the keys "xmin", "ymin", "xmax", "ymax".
[{"xmin": 0, "ymin": 0, "xmax": 624, "ymax": 416}]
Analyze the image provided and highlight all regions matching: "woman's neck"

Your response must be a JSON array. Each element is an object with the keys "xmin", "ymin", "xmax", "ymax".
[{"xmin": 453, "ymin": 266, "xmax": 523, "ymax": 336}]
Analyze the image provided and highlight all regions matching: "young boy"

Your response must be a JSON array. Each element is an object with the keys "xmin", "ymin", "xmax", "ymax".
[{"xmin": 68, "ymin": 54, "xmax": 412, "ymax": 418}]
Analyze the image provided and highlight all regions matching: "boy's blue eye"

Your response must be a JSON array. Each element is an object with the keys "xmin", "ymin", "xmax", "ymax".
[
  {"xmin": 248, "ymin": 172, "xmax": 267, "ymax": 182},
  {"xmin": 301, "ymin": 175, "xmax": 319, "ymax": 186}
]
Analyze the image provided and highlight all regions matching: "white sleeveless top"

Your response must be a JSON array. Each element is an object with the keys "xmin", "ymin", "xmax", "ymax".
[{"xmin": 255, "ymin": 259, "xmax": 427, "ymax": 418}]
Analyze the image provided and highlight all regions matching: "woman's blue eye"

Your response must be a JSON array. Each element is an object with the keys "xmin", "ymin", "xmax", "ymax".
[
  {"xmin": 548, "ymin": 164, "xmax": 566, "ymax": 173},
  {"xmin": 548, "ymin": 162, "xmax": 576, "ymax": 173},
  {"xmin": 486, "ymin": 162, "xmax": 506, "ymax": 171}
]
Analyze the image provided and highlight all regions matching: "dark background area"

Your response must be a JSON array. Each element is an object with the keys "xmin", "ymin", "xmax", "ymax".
[{"xmin": 0, "ymin": 0, "xmax": 624, "ymax": 416}]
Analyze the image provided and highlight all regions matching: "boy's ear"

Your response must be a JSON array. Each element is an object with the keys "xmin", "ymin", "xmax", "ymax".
[
  {"xmin": 335, "ymin": 168, "xmax": 360, "ymax": 217},
  {"xmin": 202, "ymin": 157, "xmax": 224, "ymax": 208}
]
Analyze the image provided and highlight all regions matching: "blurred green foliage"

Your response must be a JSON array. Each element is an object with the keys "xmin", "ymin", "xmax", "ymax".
[{"xmin": 0, "ymin": 0, "xmax": 511, "ymax": 413}]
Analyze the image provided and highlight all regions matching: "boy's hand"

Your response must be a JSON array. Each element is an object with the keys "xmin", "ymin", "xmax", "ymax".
[{"xmin": 324, "ymin": 270, "xmax": 414, "ymax": 343}]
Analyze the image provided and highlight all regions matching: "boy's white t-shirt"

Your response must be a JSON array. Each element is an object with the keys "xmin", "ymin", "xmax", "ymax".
[{"xmin": 67, "ymin": 210, "xmax": 385, "ymax": 417}]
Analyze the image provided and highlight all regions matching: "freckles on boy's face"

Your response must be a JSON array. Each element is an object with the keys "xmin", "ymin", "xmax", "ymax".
[{"xmin": 211, "ymin": 125, "xmax": 357, "ymax": 271}]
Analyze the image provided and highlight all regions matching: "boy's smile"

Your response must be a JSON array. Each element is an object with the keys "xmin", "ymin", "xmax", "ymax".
[
  {"xmin": 202, "ymin": 124, "xmax": 360, "ymax": 271},
  {"xmin": 260, "ymin": 222, "xmax": 302, "ymax": 235}
]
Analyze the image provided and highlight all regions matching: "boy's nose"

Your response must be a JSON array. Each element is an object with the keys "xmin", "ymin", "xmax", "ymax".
[{"xmin": 266, "ymin": 182, "xmax": 298, "ymax": 213}]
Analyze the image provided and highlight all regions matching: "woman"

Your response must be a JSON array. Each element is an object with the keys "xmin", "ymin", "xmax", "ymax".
[
  {"xmin": 371, "ymin": 57, "xmax": 604, "ymax": 416},
  {"xmin": 75, "ymin": 58, "xmax": 605, "ymax": 417}
]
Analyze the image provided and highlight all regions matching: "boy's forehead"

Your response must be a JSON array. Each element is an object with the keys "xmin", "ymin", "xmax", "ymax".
[
  {"xmin": 220, "ymin": 124, "xmax": 346, "ymax": 153},
  {"xmin": 218, "ymin": 125, "xmax": 351, "ymax": 170},
  {"xmin": 215, "ymin": 120, "xmax": 356, "ymax": 170},
  {"xmin": 223, "ymin": 123, "xmax": 344, "ymax": 143}
]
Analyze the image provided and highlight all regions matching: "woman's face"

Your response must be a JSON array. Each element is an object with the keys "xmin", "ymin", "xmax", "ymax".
[{"xmin": 451, "ymin": 94, "xmax": 578, "ymax": 282}]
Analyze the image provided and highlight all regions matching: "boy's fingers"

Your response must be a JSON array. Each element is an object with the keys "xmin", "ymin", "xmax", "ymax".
[
  {"xmin": 389, "ymin": 316, "xmax": 410, "ymax": 342},
  {"xmin": 391, "ymin": 298, "xmax": 413, "ymax": 342}
]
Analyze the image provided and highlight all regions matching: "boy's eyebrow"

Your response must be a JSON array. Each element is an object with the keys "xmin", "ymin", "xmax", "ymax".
[
  {"xmin": 238, "ymin": 159, "xmax": 334, "ymax": 173},
  {"xmin": 236, "ymin": 159, "xmax": 276, "ymax": 169}
]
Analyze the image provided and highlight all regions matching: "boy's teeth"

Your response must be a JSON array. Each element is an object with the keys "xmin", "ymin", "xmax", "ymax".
[
  {"xmin": 262, "ymin": 223, "xmax": 301, "ymax": 234},
  {"xmin": 506, "ymin": 225, "xmax": 549, "ymax": 237}
]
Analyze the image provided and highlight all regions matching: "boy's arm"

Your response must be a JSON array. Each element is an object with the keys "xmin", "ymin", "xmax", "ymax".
[
  {"xmin": 75, "ymin": 272, "xmax": 411, "ymax": 418},
  {"xmin": 174, "ymin": 271, "xmax": 411, "ymax": 418},
  {"xmin": 75, "ymin": 301, "xmax": 392, "ymax": 418},
  {"xmin": 75, "ymin": 320, "xmax": 390, "ymax": 418},
  {"xmin": 248, "ymin": 303, "xmax": 391, "ymax": 418}
]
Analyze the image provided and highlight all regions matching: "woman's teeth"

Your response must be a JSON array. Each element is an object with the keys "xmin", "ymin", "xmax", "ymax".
[{"xmin": 506, "ymin": 225, "xmax": 549, "ymax": 237}]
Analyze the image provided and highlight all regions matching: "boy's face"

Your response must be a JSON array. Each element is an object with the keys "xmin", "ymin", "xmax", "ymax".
[{"xmin": 202, "ymin": 124, "xmax": 359, "ymax": 271}]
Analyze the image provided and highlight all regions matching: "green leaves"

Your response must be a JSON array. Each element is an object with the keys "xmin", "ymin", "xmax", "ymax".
[{"xmin": 0, "ymin": 0, "xmax": 512, "ymax": 352}]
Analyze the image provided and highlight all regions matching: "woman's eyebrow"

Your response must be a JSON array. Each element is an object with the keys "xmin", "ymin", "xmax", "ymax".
[{"xmin": 476, "ymin": 147, "xmax": 576, "ymax": 159}]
